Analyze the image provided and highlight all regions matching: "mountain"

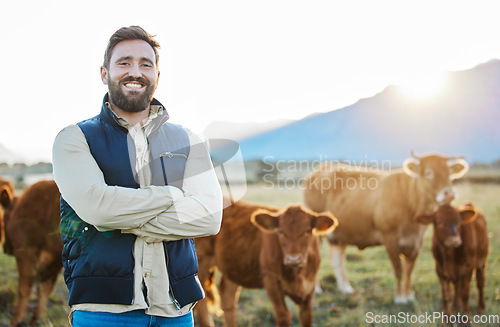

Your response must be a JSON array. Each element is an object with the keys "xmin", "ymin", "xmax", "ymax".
[
  {"xmin": 232, "ymin": 60, "xmax": 500, "ymax": 164},
  {"xmin": 203, "ymin": 119, "xmax": 294, "ymax": 141},
  {"xmin": 0, "ymin": 143, "xmax": 25, "ymax": 164}
]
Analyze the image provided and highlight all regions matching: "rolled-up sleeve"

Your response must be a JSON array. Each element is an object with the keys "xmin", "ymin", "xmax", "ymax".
[
  {"xmin": 52, "ymin": 124, "xmax": 184, "ymax": 231},
  {"xmin": 53, "ymin": 124, "xmax": 223, "ymax": 240}
]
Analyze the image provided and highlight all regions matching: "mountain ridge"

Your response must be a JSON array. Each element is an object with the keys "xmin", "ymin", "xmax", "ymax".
[{"xmin": 233, "ymin": 59, "xmax": 500, "ymax": 163}]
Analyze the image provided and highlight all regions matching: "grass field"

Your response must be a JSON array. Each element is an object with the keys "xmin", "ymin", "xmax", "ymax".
[{"xmin": 0, "ymin": 182, "xmax": 499, "ymax": 326}]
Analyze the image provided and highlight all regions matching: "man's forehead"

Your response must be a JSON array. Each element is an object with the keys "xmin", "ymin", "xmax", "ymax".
[{"xmin": 110, "ymin": 39, "xmax": 156, "ymax": 61}]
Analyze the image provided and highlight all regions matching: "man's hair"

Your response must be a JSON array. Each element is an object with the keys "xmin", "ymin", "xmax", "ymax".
[{"xmin": 103, "ymin": 26, "xmax": 160, "ymax": 69}]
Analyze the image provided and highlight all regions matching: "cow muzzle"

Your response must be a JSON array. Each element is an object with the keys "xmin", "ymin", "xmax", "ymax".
[
  {"xmin": 437, "ymin": 187, "xmax": 456, "ymax": 205},
  {"xmin": 444, "ymin": 235, "xmax": 462, "ymax": 248},
  {"xmin": 284, "ymin": 254, "xmax": 306, "ymax": 267}
]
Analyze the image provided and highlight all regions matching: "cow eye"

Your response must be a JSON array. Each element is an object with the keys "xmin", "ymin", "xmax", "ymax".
[{"xmin": 424, "ymin": 168, "xmax": 434, "ymax": 180}]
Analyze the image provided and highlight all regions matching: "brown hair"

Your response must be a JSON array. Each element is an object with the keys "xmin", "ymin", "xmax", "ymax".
[{"xmin": 103, "ymin": 26, "xmax": 160, "ymax": 69}]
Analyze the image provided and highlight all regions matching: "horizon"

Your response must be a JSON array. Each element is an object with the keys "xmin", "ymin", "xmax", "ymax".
[
  {"xmin": 1, "ymin": 58, "xmax": 499, "ymax": 164},
  {"xmin": 2, "ymin": 58, "xmax": 500, "ymax": 165}
]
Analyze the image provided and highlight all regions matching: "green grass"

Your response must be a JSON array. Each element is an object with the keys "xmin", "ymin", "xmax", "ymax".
[
  {"xmin": 0, "ymin": 251, "xmax": 70, "ymax": 327},
  {"xmin": 1, "ymin": 183, "xmax": 499, "ymax": 326}
]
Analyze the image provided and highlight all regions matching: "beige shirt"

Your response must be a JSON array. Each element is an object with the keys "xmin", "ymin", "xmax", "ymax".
[{"xmin": 52, "ymin": 104, "xmax": 222, "ymax": 321}]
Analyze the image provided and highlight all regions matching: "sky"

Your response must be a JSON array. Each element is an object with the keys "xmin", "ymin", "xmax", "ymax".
[{"xmin": 2, "ymin": 0, "xmax": 500, "ymax": 163}]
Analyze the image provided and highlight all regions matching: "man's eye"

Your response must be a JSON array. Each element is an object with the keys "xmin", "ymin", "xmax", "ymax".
[{"xmin": 118, "ymin": 62, "xmax": 129, "ymax": 66}]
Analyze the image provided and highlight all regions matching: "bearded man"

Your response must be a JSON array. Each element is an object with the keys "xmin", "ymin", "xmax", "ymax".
[{"xmin": 52, "ymin": 26, "xmax": 223, "ymax": 327}]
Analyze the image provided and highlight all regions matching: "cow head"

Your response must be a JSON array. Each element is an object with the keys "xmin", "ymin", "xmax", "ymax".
[
  {"xmin": 414, "ymin": 202, "xmax": 477, "ymax": 248},
  {"xmin": 0, "ymin": 181, "xmax": 15, "ymax": 247},
  {"xmin": 403, "ymin": 151, "xmax": 468, "ymax": 205},
  {"xmin": 251, "ymin": 205, "xmax": 338, "ymax": 267}
]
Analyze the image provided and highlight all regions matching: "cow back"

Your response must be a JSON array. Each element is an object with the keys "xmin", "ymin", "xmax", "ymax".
[
  {"xmin": 456, "ymin": 211, "xmax": 489, "ymax": 266},
  {"xmin": 6, "ymin": 180, "xmax": 62, "ymax": 256},
  {"xmin": 471, "ymin": 212, "xmax": 489, "ymax": 264}
]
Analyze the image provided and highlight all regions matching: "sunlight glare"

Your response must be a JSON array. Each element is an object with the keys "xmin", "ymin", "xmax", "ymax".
[{"xmin": 397, "ymin": 72, "xmax": 447, "ymax": 100}]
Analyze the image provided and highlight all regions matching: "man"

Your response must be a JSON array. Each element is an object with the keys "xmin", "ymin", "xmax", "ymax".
[{"xmin": 52, "ymin": 26, "xmax": 223, "ymax": 327}]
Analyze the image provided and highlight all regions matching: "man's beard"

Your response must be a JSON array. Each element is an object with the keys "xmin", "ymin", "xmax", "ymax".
[{"xmin": 108, "ymin": 76, "xmax": 156, "ymax": 113}]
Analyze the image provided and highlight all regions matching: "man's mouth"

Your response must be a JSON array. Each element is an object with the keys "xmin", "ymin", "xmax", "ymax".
[{"xmin": 123, "ymin": 81, "xmax": 145, "ymax": 90}]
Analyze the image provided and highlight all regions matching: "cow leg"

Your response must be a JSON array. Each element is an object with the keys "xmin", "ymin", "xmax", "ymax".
[
  {"xmin": 11, "ymin": 250, "xmax": 37, "ymax": 326},
  {"xmin": 401, "ymin": 253, "xmax": 417, "ymax": 302},
  {"xmin": 195, "ymin": 258, "xmax": 217, "ymax": 327},
  {"xmin": 440, "ymin": 278, "xmax": 452, "ymax": 316},
  {"xmin": 261, "ymin": 275, "xmax": 291, "ymax": 327},
  {"xmin": 329, "ymin": 244, "xmax": 353, "ymax": 294},
  {"xmin": 195, "ymin": 298, "xmax": 212, "ymax": 327},
  {"xmin": 31, "ymin": 271, "xmax": 58, "ymax": 326},
  {"xmin": 382, "ymin": 237, "xmax": 406, "ymax": 304},
  {"xmin": 297, "ymin": 292, "xmax": 314, "ymax": 327},
  {"xmin": 219, "ymin": 275, "xmax": 241, "ymax": 327},
  {"xmin": 31, "ymin": 252, "xmax": 62, "ymax": 326},
  {"xmin": 476, "ymin": 263, "xmax": 486, "ymax": 312},
  {"xmin": 452, "ymin": 279, "xmax": 462, "ymax": 313},
  {"xmin": 458, "ymin": 270, "xmax": 473, "ymax": 314}
]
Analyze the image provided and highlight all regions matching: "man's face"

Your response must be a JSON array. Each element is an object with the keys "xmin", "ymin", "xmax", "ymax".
[{"xmin": 101, "ymin": 39, "xmax": 159, "ymax": 113}]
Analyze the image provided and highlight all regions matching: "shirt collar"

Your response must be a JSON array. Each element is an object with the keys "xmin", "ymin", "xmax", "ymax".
[{"xmin": 105, "ymin": 102, "xmax": 164, "ymax": 130}]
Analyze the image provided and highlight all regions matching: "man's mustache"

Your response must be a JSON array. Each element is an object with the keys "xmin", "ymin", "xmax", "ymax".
[{"xmin": 120, "ymin": 76, "xmax": 150, "ymax": 86}]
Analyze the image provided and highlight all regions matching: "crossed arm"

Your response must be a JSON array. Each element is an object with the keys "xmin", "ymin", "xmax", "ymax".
[{"xmin": 52, "ymin": 124, "xmax": 223, "ymax": 242}]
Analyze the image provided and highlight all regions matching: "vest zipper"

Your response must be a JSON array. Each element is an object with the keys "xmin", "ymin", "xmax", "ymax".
[
  {"xmin": 170, "ymin": 289, "xmax": 183, "ymax": 315},
  {"xmin": 160, "ymin": 151, "xmax": 188, "ymax": 159}
]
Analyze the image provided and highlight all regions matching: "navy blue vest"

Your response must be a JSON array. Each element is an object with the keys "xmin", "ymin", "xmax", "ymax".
[{"xmin": 60, "ymin": 94, "xmax": 204, "ymax": 308}]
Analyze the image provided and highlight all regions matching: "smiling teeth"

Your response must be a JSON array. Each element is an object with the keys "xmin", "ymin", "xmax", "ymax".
[{"xmin": 125, "ymin": 83, "xmax": 142, "ymax": 88}]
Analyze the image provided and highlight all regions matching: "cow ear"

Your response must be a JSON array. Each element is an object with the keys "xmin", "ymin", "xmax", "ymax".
[
  {"xmin": 0, "ymin": 186, "xmax": 14, "ymax": 209},
  {"xmin": 458, "ymin": 202, "xmax": 477, "ymax": 224},
  {"xmin": 403, "ymin": 158, "xmax": 420, "ymax": 178},
  {"xmin": 459, "ymin": 210, "xmax": 477, "ymax": 224},
  {"xmin": 251, "ymin": 209, "xmax": 280, "ymax": 233},
  {"xmin": 448, "ymin": 159, "xmax": 469, "ymax": 180},
  {"xmin": 311, "ymin": 212, "xmax": 338, "ymax": 235},
  {"xmin": 414, "ymin": 212, "xmax": 435, "ymax": 225}
]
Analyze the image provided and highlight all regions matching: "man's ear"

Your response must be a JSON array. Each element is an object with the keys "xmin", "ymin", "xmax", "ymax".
[{"xmin": 100, "ymin": 66, "xmax": 109, "ymax": 85}]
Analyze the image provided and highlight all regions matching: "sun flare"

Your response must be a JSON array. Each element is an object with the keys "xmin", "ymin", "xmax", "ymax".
[{"xmin": 397, "ymin": 72, "xmax": 447, "ymax": 100}]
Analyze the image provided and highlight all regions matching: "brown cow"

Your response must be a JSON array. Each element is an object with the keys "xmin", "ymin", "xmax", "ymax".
[
  {"xmin": 415, "ymin": 202, "xmax": 489, "ymax": 315},
  {"xmin": 195, "ymin": 199, "xmax": 337, "ymax": 327},
  {"xmin": 302, "ymin": 152, "xmax": 468, "ymax": 303},
  {"xmin": 3, "ymin": 180, "xmax": 62, "ymax": 327}
]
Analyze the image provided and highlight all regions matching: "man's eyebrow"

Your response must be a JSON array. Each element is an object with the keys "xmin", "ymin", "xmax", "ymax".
[
  {"xmin": 140, "ymin": 57, "xmax": 155, "ymax": 65},
  {"xmin": 114, "ymin": 56, "xmax": 155, "ymax": 65}
]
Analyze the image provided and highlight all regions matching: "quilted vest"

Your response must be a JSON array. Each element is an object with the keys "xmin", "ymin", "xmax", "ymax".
[{"xmin": 60, "ymin": 94, "xmax": 204, "ymax": 308}]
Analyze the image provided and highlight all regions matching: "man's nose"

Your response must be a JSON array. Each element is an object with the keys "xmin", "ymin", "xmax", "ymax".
[{"xmin": 128, "ymin": 63, "xmax": 142, "ymax": 77}]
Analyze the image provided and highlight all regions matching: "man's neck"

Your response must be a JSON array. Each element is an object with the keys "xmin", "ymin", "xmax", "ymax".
[{"xmin": 109, "ymin": 101, "xmax": 151, "ymax": 129}]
